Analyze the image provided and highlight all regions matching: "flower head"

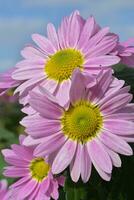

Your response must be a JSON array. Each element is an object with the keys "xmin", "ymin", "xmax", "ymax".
[
  {"xmin": 12, "ymin": 10, "xmax": 120, "ymax": 106},
  {"xmin": 2, "ymin": 136, "xmax": 65, "ymax": 200},
  {"xmin": 22, "ymin": 69, "xmax": 134, "ymax": 183}
]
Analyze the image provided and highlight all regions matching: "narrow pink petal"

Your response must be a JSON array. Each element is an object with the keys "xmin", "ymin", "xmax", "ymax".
[
  {"xmin": 70, "ymin": 69, "xmax": 86, "ymax": 105},
  {"xmin": 29, "ymin": 91, "xmax": 63, "ymax": 119},
  {"xmin": 100, "ymin": 93, "xmax": 132, "ymax": 114},
  {"xmin": 23, "ymin": 136, "xmax": 43, "ymax": 146},
  {"xmin": 40, "ymin": 178, "xmax": 50, "ymax": 194},
  {"xmin": 99, "ymin": 131, "xmax": 133, "ymax": 155},
  {"xmin": 11, "ymin": 67, "xmax": 44, "ymax": 80},
  {"xmin": 17, "ymin": 179, "xmax": 38, "ymax": 199},
  {"xmin": 86, "ymin": 34, "xmax": 118, "ymax": 57},
  {"xmin": 85, "ymin": 55, "xmax": 120, "ymax": 67},
  {"xmin": 56, "ymin": 176, "xmax": 65, "ymax": 186},
  {"xmin": 87, "ymin": 27, "xmax": 110, "ymax": 48},
  {"xmin": 32, "ymin": 34, "xmax": 56, "ymax": 54},
  {"xmin": 55, "ymin": 79, "xmax": 71, "ymax": 107},
  {"xmin": 70, "ymin": 144, "xmax": 82, "ymax": 182},
  {"xmin": 78, "ymin": 16, "xmax": 95, "ymax": 50},
  {"xmin": 47, "ymin": 23, "xmax": 60, "ymax": 50},
  {"xmin": 4, "ymin": 167, "xmax": 29, "ymax": 178},
  {"xmin": 106, "ymin": 112, "xmax": 134, "ymax": 121},
  {"xmin": 104, "ymin": 119, "xmax": 134, "ymax": 135},
  {"xmin": 21, "ymin": 46, "xmax": 46, "ymax": 59},
  {"xmin": 81, "ymin": 145, "xmax": 92, "ymax": 183},
  {"xmin": 14, "ymin": 75, "xmax": 45, "ymax": 95},
  {"xmin": 10, "ymin": 176, "xmax": 31, "ymax": 189},
  {"xmin": 103, "ymin": 145, "xmax": 121, "ymax": 167},
  {"xmin": 88, "ymin": 69, "xmax": 112, "ymax": 103},
  {"xmin": 67, "ymin": 11, "xmax": 80, "ymax": 48},
  {"xmin": 58, "ymin": 16, "xmax": 69, "ymax": 49},
  {"xmin": 51, "ymin": 180, "xmax": 59, "ymax": 200},
  {"xmin": 26, "ymin": 120, "xmax": 61, "ymax": 139},
  {"xmin": 28, "ymin": 184, "xmax": 40, "ymax": 200},
  {"xmin": 52, "ymin": 139, "xmax": 77, "ymax": 174},
  {"xmin": 87, "ymin": 139, "xmax": 112, "ymax": 173},
  {"xmin": 92, "ymin": 162, "xmax": 111, "ymax": 181},
  {"xmin": 34, "ymin": 132, "xmax": 66, "ymax": 157},
  {"xmin": 11, "ymin": 144, "xmax": 33, "ymax": 161}
]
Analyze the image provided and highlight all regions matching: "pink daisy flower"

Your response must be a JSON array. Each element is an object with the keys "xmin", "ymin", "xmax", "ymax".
[
  {"xmin": 2, "ymin": 136, "xmax": 65, "ymax": 200},
  {"xmin": 12, "ymin": 10, "xmax": 120, "ymax": 106},
  {"xmin": 117, "ymin": 38, "xmax": 134, "ymax": 67},
  {"xmin": 22, "ymin": 69, "xmax": 134, "ymax": 183},
  {"xmin": 0, "ymin": 180, "xmax": 9, "ymax": 200}
]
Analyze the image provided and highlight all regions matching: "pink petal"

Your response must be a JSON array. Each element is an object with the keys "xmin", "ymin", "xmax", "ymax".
[
  {"xmin": 85, "ymin": 55, "xmax": 120, "ymax": 67},
  {"xmin": 21, "ymin": 46, "xmax": 46, "ymax": 59},
  {"xmin": 32, "ymin": 34, "xmax": 56, "ymax": 55},
  {"xmin": 52, "ymin": 139, "xmax": 77, "ymax": 174},
  {"xmin": 70, "ymin": 69, "xmax": 86, "ymax": 105},
  {"xmin": 4, "ymin": 166, "xmax": 29, "ymax": 178},
  {"xmin": 17, "ymin": 179, "xmax": 38, "ymax": 199},
  {"xmin": 34, "ymin": 132, "xmax": 66, "ymax": 157},
  {"xmin": 99, "ymin": 131, "xmax": 133, "ymax": 155},
  {"xmin": 104, "ymin": 146, "xmax": 121, "ymax": 167},
  {"xmin": 67, "ymin": 11, "xmax": 80, "ymax": 48},
  {"xmin": 87, "ymin": 139, "xmax": 112, "ymax": 173},
  {"xmin": 78, "ymin": 16, "xmax": 95, "ymax": 50},
  {"xmin": 29, "ymin": 91, "xmax": 63, "ymax": 119},
  {"xmin": 104, "ymin": 119, "xmax": 134, "ymax": 135},
  {"xmin": 70, "ymin": 143, "xmax": 82, "ymax": 182},
  {"xmin": 47, "ymin": 23, "xmax": 60, "ymax": 50},
  {"xmin": 81, "ymin": 145, "xmax": 92, "ymax": 183}
]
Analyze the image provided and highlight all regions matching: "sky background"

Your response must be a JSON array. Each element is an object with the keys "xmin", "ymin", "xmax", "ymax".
[{"xmin": 0, "ymin": 0, "xmax": 134, "ymax": 72}]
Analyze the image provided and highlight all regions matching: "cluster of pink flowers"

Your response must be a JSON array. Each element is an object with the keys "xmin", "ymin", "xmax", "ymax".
[{"xmin": 0, "ymin": 11, "xmax": 134, "ymax": 200}]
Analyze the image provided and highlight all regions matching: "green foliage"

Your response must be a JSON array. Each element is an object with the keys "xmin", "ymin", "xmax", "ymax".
[{"xmin": 114, "ymin": 64, "xmax": 134, "ymax": 96}]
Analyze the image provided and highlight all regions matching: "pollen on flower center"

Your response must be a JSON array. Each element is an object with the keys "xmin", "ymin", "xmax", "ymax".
[
  {"xmin": 61, "ymin": 101, "xmax": 103, "ymax": 143},
  {"xmin": 45, "ymin": 49, "xmax": 84, "ymax": 82},
  {"xmin": 30, "ymin": 158, "xmax": 50, "ymax": 182}
]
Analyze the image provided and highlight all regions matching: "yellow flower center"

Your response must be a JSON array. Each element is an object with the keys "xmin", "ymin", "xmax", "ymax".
[
  {"xmin": 30, "ymin": 158, "xmax": 50, "ymax": 182},
  {"xmin": 61, "ymin": 101, "xmax": 103, "ymax": 143},
  {"xmin": 45, "ymin": 48, "xmax": 84, "ymax": 82}
]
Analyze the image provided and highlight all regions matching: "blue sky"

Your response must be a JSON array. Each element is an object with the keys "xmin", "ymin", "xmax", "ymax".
[{"xmin": 0, "ymin": 0, "xmax": 134, "ymax": 72}]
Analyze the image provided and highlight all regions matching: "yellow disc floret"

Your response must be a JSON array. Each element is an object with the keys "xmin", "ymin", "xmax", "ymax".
[
  {"xmin": 45, "ymin": 48, "xmax": 84, "ymax": 82},
  {"xmin": 30, "ymin": 158, "xmax": 50, "ymax": 182},
  {"xmin": 61, "ymin": 101, "xmax": 103, "ymax": 143}
]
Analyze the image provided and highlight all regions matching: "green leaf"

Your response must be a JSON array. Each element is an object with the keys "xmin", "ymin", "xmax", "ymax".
[
  {"xmin": 64, "ymin": 172, "xmax": 87, "ymax": 200},
  {"xmin": 113, "ymin": 64, "xmax": 134, "ymax": 95}
]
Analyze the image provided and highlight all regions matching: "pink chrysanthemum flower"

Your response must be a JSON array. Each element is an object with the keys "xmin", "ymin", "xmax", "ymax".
[
  {"xmin": 117, "ymin": 38, "xmax": 134, "ymax": 67},
  {"xmin": 12, "ymin": 10, "xmax": 120, "ymax": 106},
  {"xmin": 22, "ymin": 69, "xmax": 134, "ymax": 183},
  {"xmin": 2, "ymin": 136, "xmax": 65, "ymax": 200},
  {"xmin": 0, "ymin": 180, "xmax": 9, "ymax": 200}
]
